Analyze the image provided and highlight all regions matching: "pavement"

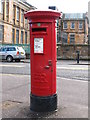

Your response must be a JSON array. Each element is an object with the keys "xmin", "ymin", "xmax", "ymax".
[
  {"xmin": 1, "ymin": 75, "xmax": 88, "ymax": 119},
  {"xmin": 0, "ymin": 59, "xmax": 89, "ymax": 119}
]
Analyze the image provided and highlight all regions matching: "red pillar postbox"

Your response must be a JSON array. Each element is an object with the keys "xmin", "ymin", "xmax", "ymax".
[{"xmin": 25, "ymin": 10, "xmax": 61, "ymax": 112}]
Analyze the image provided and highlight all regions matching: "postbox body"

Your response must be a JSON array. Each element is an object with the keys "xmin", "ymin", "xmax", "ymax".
[
  {"xmin": 25, "ymin": 10, "xmax": 60, "ymax": 112},
  {"xmin": 31, "ymin": 22, "xmax": 57, "ymax": 97}
]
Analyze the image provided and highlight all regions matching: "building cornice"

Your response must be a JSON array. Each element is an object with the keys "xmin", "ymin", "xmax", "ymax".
[{"xmin": 13, "ymin": 0, "xmax": 36, "ymax": 11}]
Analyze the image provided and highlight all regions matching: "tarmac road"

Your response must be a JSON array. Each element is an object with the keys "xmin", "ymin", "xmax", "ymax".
[
  {"xmin": 1, "ymin": 60, "xmax": 88, "ymax": 81},
  {"xmin": 0, "ymin": 60, "xmax": 88, "ymax": 118}
]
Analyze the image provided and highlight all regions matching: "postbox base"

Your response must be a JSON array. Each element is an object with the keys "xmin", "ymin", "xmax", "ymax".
[{"xmin": 30, "ymin": 93, "xmax": 57, "ymax": 112}]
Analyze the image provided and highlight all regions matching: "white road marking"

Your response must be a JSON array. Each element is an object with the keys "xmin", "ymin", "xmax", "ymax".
[
  {"xmin": 57, "ymin": 76, "xmax": 88, "ymax": 83},
  {"xmin": 0, "ymin": 64, "xmax": 24, "ymax": 68},
  {"xmin": 0, "ymin": 73, "xmax": 29, "ymax": 77},
  {"xmin": 57, "ymin": 66, "xmax": 88, "ymax": 70}
]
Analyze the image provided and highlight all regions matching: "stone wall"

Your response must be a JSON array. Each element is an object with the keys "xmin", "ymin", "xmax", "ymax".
[
  {"xmin": 89, "ymin": 27, "xmax": 90, "ymax": 44},
  {"xmin": 57, "ymin": 44, "xmax": 89, "ymax": 60}
]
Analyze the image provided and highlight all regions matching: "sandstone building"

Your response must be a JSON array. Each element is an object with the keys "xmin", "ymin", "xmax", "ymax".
[
  {"xmin": 0, "ymin": 0, "xmax": 36, "ymax": 44},
  {"xmin": 88, "ymin": 1, "xmax": 90, "ymax": 44},
  {"xmin": 58, "ymin": 13, "xmax": 89, "ymax": 44}
]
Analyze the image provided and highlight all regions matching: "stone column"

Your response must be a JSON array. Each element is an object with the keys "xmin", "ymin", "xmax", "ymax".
[
  {"xmin": 19, "ymin": 8, "xmax": 21, "ymax": 27},
  {"xmin": 14, "ymin": 5, "xmax": 16, "ymax": 25},
  {"xmin": 19, "ymin": 29, "xmax": 21, "ymax": 44},
  {"xmin": 3, "ymin": 0, "xmax": 6, "ymax": 21},
  {"xmin": 23, "ymin": 11, "xmax": 25, "ymax": 28},
  {"xmin": 23, "ymin": 30, "xmax": 25, "ymax": 44},
  {"xmin": 8, "ymin": 0, "xmax": 13, "ymax": 24},
  {"xmin": 14, "ymin": 28, "xmax": 16, "ymax": 44},
  {"xmin": 68, "ymin": 34, "xmax": 70, "ymax": 44}
]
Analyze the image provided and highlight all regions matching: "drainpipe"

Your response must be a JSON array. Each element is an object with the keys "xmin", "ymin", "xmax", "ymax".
[{"xmin": 84, "ymin": 13, "xmax": 88, "ymax": 44}]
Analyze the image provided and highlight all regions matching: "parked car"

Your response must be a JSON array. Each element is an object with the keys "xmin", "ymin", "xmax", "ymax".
[{"xmin": 0, "ymin": 46, "xmax": 26, "ymax": 62}]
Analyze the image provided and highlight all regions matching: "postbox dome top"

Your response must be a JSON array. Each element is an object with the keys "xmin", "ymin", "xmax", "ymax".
[{"xmin": 24, "ymin": 9, "xmax": 61, "ymax": 20}]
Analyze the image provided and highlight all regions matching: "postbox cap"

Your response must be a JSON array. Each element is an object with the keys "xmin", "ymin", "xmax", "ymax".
[{"xmin": 24, "ymin": 9, "xmax": 61, "ymax": 20}]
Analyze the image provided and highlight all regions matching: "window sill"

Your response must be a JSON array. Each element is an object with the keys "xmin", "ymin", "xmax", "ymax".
[
  {"xmin": 0, "ymin": 13, "xmax": 3, "ymax": 15},
  {"xmin": 17, "ymin": 20, "xmax": 19, "ymax": 22},
  {"xmin": 63, "ymin": 28, "xmax": 68, "ymax": 30},
  {"xmin": 78, "ymin": 28, "xmax": 83, "ymax": 30},
  {"xmin": 70, "ymin": 28, "xmax": 75, "ymax": 30}
]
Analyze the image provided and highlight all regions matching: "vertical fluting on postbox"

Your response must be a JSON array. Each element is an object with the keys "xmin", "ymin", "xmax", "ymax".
[{"xmin": 24, "ymin": 10, "xmax": 61, "ymax": 112}]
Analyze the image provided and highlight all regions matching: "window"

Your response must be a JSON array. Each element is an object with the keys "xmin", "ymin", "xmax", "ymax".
[
  {"xmin": 12, "ymin": 29, "xmax": 15, "ymax": 44},
  {"xmin": 25, "ymin": 18, "xmax": 28, "ymax": 28},
  {"xmin": 0, "ymin": 25, "xmax": 4, "ymax": 42},
  {"xmin": 16, "ymin": 7, "xmax": 19, "ymax": 21},
  {"xmin": 21, "ymin": 31, "xmax": 23, "ymax": 43},
  {"xmin": 13, "ymin": 5, "xmax": 15, "ymax": 20},
  {"xmin": 1, "ymin": 47, "xmax": 6, "ymax": 52},
  {"xmin": 71, "ymin": 22, "xmax": 75, "ymax": 29},
  {"xmin": 70, "ymin": 34, "xmax": 75, "ymax": 43},
  {"xmin": 6, "ymin": 2, "xmax": 9, "ymax": 21},
  {"xmin": 79, "ymin": 22, "xmax": 83, "ymax": 29},
  {"xmin": 62, "ymin": 33, "xmax": 68, "ymax": 43},
  {"xmin": 0, "ymin": 1, "xmax": 1, "ymax": 13},
  {"xmin": 21, "ymin": 10, "xmax": 24, "ymax": 23},
  {"xmin": 13, "ymin": 5, "xmax": 15, "ymax": 24},
  {"xmin": 6, "ymin": 47, "xmax": 16, "ymax": 51},
  {"xmin": 25, "ymin": 18, "xmax": 27, "ymax": 24},
  {"xmin": 25, "ymin": 32, "xmax": 27, "ymax": 44},
  {"xmin": 65, "ymin": 13, "xmax": 83, "ymax": 19},
  {"xmin": 6, "ymin": 2, "xmax": 9, "ymax": 15},
  {"xmin": 0, "ymin": 1, "xmax": 3, "ymax": 14},
  {"xmin": 63, "ymin": 22, "xmax": 67, "ymax": 29},
  {"xmin": 16, "ymin": 30, "xmax": 19, "ymax": 44},
  {"xmin": 1, "ymin": 2, "xmax": 3, "ymax": 14}
]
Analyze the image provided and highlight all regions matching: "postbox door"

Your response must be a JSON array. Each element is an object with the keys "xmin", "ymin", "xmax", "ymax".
[{"xmin": 31, "ymin": 26, "xmax": 54, "ymax": 96}]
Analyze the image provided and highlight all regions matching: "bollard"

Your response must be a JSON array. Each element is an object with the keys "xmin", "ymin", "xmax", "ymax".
[{"xmin": 76, "ymin": 51, "xmax": 80, "ymax": 64}]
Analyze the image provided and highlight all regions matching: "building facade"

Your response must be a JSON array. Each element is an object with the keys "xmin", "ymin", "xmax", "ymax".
[
  {"xmin": 88, "ymin": 1, "xmax": 90, "ymax": 44},
  {"xmin": 58, "ymin": 13, "xmax": 88, "ymax": 44},
  {"xmin": 0, "ymin": 0, "xmax": 36, "ymax": 45}
]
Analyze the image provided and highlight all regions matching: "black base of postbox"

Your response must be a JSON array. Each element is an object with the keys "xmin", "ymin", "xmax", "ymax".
[{"xmin": 30, "ymin": 93, "xmax": 57, "ymax": 112}]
